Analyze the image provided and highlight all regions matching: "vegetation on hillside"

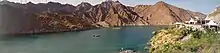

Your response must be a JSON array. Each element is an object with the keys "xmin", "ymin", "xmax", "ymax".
[{"xmin": 149, "ymin": 26, "xmax": 220, "ymax": 53}]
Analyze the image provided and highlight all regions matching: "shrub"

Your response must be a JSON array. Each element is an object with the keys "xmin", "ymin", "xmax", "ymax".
[{"xmin": 149, "ymin": 26, "xmax": 220, "ymax": 53}]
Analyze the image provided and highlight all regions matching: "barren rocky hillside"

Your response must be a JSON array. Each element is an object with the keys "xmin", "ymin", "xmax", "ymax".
[{"xmin": 0, "ymin": 1, "xmax": 206, "ymax": 34}]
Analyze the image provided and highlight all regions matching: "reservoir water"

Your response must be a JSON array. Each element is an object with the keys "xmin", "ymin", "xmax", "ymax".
[{"xmin": 0, "ymin": 26, "xmax": 164, "ymax": 53}]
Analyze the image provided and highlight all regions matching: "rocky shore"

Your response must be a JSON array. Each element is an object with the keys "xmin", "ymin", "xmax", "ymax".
[{"xmin": 148, "ymin": 26, "xmax": 220, "ymax": 53}]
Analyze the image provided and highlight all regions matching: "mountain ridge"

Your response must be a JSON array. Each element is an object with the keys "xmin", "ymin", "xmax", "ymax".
[
  {"xmin": 206, "ymin": 6, "xmax": 220, "ymax": 23},
  {"xmin": 133, "ymin": 1, "xmax": 206, "ymax": 25},
  {"xmin": 0, "ymin": 1, "xmax": 206, "ymax": 35}
]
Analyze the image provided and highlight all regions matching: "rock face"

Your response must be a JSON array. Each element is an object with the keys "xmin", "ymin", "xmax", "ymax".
[
  {"xmin": 133, "ymin": 1, "xmax": 206, "ymax": 25},
  {"xmin": 36, "ymin": 11, "xmax": 96, "ymax": 33},
  {"xmin": 0, "ymin": 3, "xmax": 40, "ymax": 34},
  {"xmin": 0, "ymin": 1, "xmax": 206, "ymax": 34},
  {"xmin": 206, "ymin": 6, "xmax": 220, "ymax": 23},
  {"xmin": 74, "ymin": 1, "xmax": 148, "ymax": 26}
]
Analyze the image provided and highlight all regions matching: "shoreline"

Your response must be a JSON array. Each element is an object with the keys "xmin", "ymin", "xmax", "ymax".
[
  {"xmin": 3, "ymin": 25, "xmax": 170, "ymax": 36},
  {"xmin": 3, "ymin": 27, "xmax": 97, "ymax": 36}
]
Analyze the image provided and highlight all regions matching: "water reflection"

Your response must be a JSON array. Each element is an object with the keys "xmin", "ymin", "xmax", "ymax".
[{"xmin": 0, "ymin": 26, "xmax": 165, "ymax": 53}]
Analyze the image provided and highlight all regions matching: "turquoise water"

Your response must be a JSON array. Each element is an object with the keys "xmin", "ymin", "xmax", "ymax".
[{"xmin": 0, "ymin": 26, "xmax": 164, "ymax": 53}]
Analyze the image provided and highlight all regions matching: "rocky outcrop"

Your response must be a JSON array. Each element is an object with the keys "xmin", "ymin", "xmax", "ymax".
[{"xmin": 0, "ymin": 1, "xmax": 206, "ymax": 34}]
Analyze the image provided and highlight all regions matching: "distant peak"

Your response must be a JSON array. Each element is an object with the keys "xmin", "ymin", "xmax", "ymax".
[
  {"xmin": 77, "ymin": 2, "xmax": 92, "ymax": 7},
  {"xmin": 0, "ymin": 0, "xmax": 9, "ymax": 2},
  {"xmin": 0, "ymin": 0, "xmax": 12, "ymax": 5},
  {"xmin": 115, "ymin": 1, "xmax": 120, "ymax": 3},
  {"xmin": 26, "ymin": 2, "xmax": 34, "ymax": 4},
  {"xmin": 156, "ymin": 1, "xmax": 167, "ymax": 4},
  {"xmin": 155, "ymin": 1, "xmax": 169, "ymax": 6},
  {"xmin": 47, "ymin": 2, "xmax": 62, "ymax": 5},
  {"xmin": 80, "ymin": 2, "xmax": 91, "ymax": 5},
  {"xmin": 103, "ymin": 0, "xmax": 120, "ymax": 3},
  {"xmin": 217, "ymin": 5, "xmax": 220, "ymax": 8},
  {"xmin": 102, "ymin": 0, "xmax": 122, "ymax": 5},
  {"xmin": 214, "ymin": 5, "xmax": 220, "ymax": 11}
]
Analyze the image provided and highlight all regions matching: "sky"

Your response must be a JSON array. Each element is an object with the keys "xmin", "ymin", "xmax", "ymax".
[{"xmin": 3, "ymin": 0, "xmax": 220, "ymax": 14}]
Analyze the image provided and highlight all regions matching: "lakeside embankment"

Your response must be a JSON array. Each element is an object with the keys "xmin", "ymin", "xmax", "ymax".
[
  {"xmin": 148, "ymin": 26, "xmax": 220, "ymax": 53},
  {"xmin": 4, "ymin": 25, "xmax": 167, "ymax": 36}
]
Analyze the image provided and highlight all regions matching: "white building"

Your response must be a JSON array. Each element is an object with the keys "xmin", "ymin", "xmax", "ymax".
[
  {"xmin": 174, "ymin": 17, "xmax": 219, "ymax": 30},
  {"xmin": 186, "ymin": 18, "xmax": 197, "ymax": 24},
  {"xmin": 205, "ymin": 20, "xmax": 218, "ymax": 26}
]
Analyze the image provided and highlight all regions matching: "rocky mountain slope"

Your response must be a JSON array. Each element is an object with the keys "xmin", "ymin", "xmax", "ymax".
[
  {"xmin": 206, "ymin": 6, "xmax": 220, "ymax": 23},
  {"xmin": 0, "ymin": 1, "xmax": 206, "ymax": 34},
  {"xmin": 74, "ymin": 1, "xmax": 148, "ymax": 26},
  {"xmin": 133, "ymin": 1, "xmax": 206, "ymax": 25}
]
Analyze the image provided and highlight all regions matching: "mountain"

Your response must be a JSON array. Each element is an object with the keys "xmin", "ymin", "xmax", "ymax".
[
  {"xmin": 80, "ymin": 1, "xmax": 148, "ymax": 26},
  {"xmin": 0, "ymin": 1, "xmax": 206, "ymax": 35},
  {"xmin": 133, "ymin": 1, "xmax": 206, "ymax": 25},
  {"xmin": 72, "ymin": 1, "xmax": 148, "ymax": 27},
  {"xmin": 206, "ymin": 6, "xmax": 220, "ymax": 23},
  {"xmin": 36, "ymin": 11, "xmax": 96, "ymax": 33}
]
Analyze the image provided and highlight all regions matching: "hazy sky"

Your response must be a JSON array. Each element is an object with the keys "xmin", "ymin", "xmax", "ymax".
[{"xmin": 4, "ymin": 0, "xmax": 220, "ymax": 14}]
